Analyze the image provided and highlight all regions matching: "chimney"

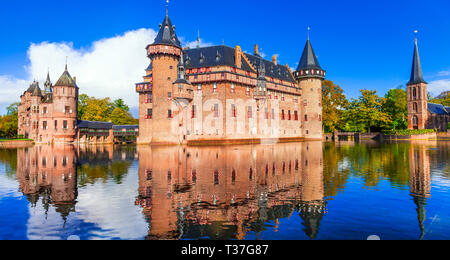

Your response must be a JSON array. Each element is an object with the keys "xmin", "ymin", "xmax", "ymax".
[
  {"xmin": 272, "ymin": 55, "xmax": 278, "ymax": 65},
  {"xmin": 254, "ymin": 44, "xmax": 259, "ymax": 56},
  {"xmin": 235, "ymin": 46, "xmax": 242, "ymax": 69}
]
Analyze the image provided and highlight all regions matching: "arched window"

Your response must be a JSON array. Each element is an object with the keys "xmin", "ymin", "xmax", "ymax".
[
  {"xmin": 413, "ymin": 103, "xmax": 418, "ymax": 113},
  {"xmin": 413, "ymin": 88, "xmax": 417, "ymax": 100},
  {"xmin": 413, "ymin": 116, "xmax": 419, "ymax": 126}
]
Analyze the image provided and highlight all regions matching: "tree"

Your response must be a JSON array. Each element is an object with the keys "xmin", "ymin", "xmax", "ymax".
[
  {"xmin": 6, "ymin": 102, "xmax": 20, "ymax": 116},
  {"xmin": 383, "ymin": 87, "xmax": 408, "ymax": 131},
  {"xmin": 430, "ymin": 92, "xmax": 450, "ymax": 107},
  {"xmin": 343, "ymin": 90, "xmax": 392, "ymax": 133},
  {"xmin": 109, "ymin": 108, "xmax": 138, "ymax": 125},
  {"xmin": 322, "ymin": 80, "xmax": 349, "ymax": 133},
  {"xmin": 77, "ymin": 94, "xmax": 138, "ymax": 125},
  {"xmin": 114, "ymin": 99, "xmax": 129, "ymax": 112}
]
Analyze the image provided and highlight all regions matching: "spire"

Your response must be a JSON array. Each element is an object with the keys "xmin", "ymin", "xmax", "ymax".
[
  {"xmin": 296, "ymin": 38, "xmax": 322, "ymax": 71},
  {"xmin": 197, "ymin": 30, "xmax": 200, "ymax": 48},
  {"xmin": 44, "ymin": 70, "xmax": 53, "ymax": 93},
  {"xmin": 408, "ymin": 32, "xmax": 427, "ymax": 85},
  {"xmin": 174, "ymin": 51, "xmax": 191, "ymax": 85},
  {"xmin": 55, "ymin": 64, "xmax": 77, "ymax": 88},
  {"xmin": 413, "ymin": 196, "xmax": 427, "ymax": 240},
  {"xmin": 152, "ymin": 9, "xmax": 181, "ymax": 48}
]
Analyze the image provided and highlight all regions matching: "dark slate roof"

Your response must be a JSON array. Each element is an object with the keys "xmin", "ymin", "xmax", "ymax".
[
  {"xmin": 26, "ymin": 81, "xmax": 38, "ymax": 93},
  {"xmin": 113, "ymin": 125, "xmax": 139, "ymax": 130},
  {"xmin": 31, "ymin": 85, "xmax": 42, "ymax": 97},
  {"xmin": 146, "ymin": 62, "xmax": 152, "ymax": 71},
  {"xmin": 55, "ymin": 66, "xmax": 77, "ymax": 87},
  {"xmin": 151, "ymin": 14, "xmax": 181, "ymax": 48},
  {"xmin": 408, "ymin": 39, "xmax": 427, "ymax": 85},
  {"xmin": 296, "ymin": 39, "xmax": 322, "ymax": 71},
  {"xmin": 428, "ymin": 103, "xmax": 449, "ymax": 115},
  {"xmin": 77, "ymin": 120, "xmax": 113, "ymax": 129},
  {"xmin": 184, "ymin": 45, "xmax": 296, "ymax": 83}
]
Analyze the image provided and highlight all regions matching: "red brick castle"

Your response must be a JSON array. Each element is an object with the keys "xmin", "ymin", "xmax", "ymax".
[{"xmin": 136, "ymin": 12, "xmax": 326, "ymax": 145}]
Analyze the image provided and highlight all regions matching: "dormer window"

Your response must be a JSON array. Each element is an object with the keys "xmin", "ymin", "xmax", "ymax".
[{"xmin": 200, "ymin": 53, "xmax": 205, "ymax": 63}]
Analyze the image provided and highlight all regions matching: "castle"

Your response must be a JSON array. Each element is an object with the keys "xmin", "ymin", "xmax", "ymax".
[
  {"xmin": 17, "ymin": 65, "xmax": 139, "ymax": 144},
  {"xmin": 135, "ymin": 12, "xmax": 325, "ymax": 145},
  {"xmin": 406, "ymin": 37, "xmax": 449, "ymax": 131}
]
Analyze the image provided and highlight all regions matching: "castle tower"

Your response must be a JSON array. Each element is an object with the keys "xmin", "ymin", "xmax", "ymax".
[
  {"xmin": 30, "ymin": 82, "xmax": 43, "ymax": 141},
  {"xmin": 294, "ymin": 37, "xmax": 325, "ymax": 140},
  {"xmin": 137, "ymin": 11, "xmax": 183, "ymax": 144},
  {"xmin": 407, "ymin": 36, "xmax": 428, "ymax": 130},
  {"xmin": 52, "ymin": 64, "xmax": 78, "ymax": 143}
]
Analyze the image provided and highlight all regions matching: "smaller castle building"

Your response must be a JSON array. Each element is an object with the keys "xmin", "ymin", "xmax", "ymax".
[{"xmin": 17, "ymin": 65, "xmax": 138, "ymax": 144}]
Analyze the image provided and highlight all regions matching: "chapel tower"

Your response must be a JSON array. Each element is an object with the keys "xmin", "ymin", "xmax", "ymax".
[{"xmin": 407, "ymin": 36, "xmax": 428, "ymax": 130}]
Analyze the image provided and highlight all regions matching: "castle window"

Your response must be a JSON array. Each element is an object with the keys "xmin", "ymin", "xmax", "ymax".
[
  {"xmin": 54, "ymin": 120, "xmax": 57, "ymax": 129},
  {"xmin": 306, "ymin": 130, "xmax": 309, "ymax": 135},
  {"xmin": 305, "ymin": 114, "xmax": 308, "ymax": 121},
  {"xmin": 213, "ymin": 83, "xmax": 218, "ymax": 93},
  {"xmin": 192, "ymin": 105, "xmax": 197, "ymax": 119},
  {"xmin": 168, "ymin": 92, "xmax": 172, "ymax": 100},
  {"xmin": 281, "ymin": 110, "xmax": 285, "ymax": 120},
  {"xmin": 231, "ymin": 83, "xmax": 235, "ymax": 93},
  {"xmin": 168, "ymin": 110, "xmax": 173, "ymax": 119},
  {"xmin": 43, "ymin": 121, "xmax": 47, "ymax": 130},
  {"xmin": 214, "ymin": 171, "xmax": 219, "ymax": 185},
  {"xmin": 413, "ymin": 88, "xmax": 417, "ymax": 100},
  {"xmin": 231, "ymin": 104, "xmax": 237, "ymax": 117},
  {"xmin": 413, "ymin": 103, "xmax": 418, "ymax": 113},
  {"xmin": 43, "ymin": 107, "xmax": 47, "ymax": 114},
  {"xmin": 288, "ymin": 110, "xmax": 291, "ymax": 120},
  {"xmin": 147, "ymin": 109, "xmax": 152, "ymax": 119},
  {"xmin": 146, "ymin": 93, "xmax": 152, "ymax": 103},
  {"xmin": 294, "ymin": 111, "xmax": 299, "ymax": 121},
  {"xmin": 304, "ymin": 100, "xmax": 308, "ymax": 106},
  {"xmin": 63, "ymin": 120, "xmax": 68, "ymax": 129},
  {"xmin": 197, "ymin": 84, "xmax": 202, "ymax": 91},
  {"xmin": 214, "ymin": 104, "xmax": 219, "ymax": 117},
  {"xmin": 248, "ymin": 106, "xmax": 253, "ymax": 119},
  {"xmin": 231, "ymin": 170, "xmax": 236, "ymax": 184},
  {"xmin": 65, "ymin": 106, "xmax": 70, "ymax": 114},
  {"xmin": 413, "ymin": 116, "xmax": 419, "ymax": 126},
  {"xmin": 246, "ymin": 87, "xmax": 250, "ymax": 96}
]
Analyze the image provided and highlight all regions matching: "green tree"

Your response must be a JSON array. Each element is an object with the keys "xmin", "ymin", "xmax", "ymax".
[
  {"xmin": 109, "ymin": 108, "xmax": 138, "ymax": 125},
  {"xmin": 430, "ymin": 92, "xmax": 450, "ymax": 106},
  {"xmin": 114, "ymin": 99, "xmax": 129, "ymax": 112},
  {"xmin": 322, "ymin": 80, "xmax": 349, "ymax": 133},
  {"xmin": 0, "ymin": 102, "xmax": 19, "ymax": 139},
  {"xmin": 343, "ymin": 90, "xmax": 392, "ymax": 133},
  {"xmin": 383, "ymin": 87, "xmax": 408, "ymax": 131}
]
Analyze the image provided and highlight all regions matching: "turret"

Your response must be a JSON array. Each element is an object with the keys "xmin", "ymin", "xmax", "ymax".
[
  {"xmin": 52, "ymin": 64, "xmax": 78, "ymax": 143},
  {"xmin": 294, "ymin": 37, "xmax": 325, "ymax": 140},
  {"xmin": 138, "ymin": 11, "xmax": 183, "ymax": 144},
  {"xmin": 407, "ymin": 34, "xmax": 428, "ymax": 130},
  {"xmin": 173, "ymin": 51, "xmax": 193, "ymax": 101},
  {"xmin": 254, "ymin": 60, "xmax": 267, "ymax": 99}
]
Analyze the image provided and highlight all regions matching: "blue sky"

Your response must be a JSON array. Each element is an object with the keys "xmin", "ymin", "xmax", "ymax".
[{"xmin": 1, "ymin": 0, "xmax": 449, "ymax": 115}]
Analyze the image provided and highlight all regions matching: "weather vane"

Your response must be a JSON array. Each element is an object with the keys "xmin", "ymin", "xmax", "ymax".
[
  {"xmin": 166, "ymin": 0, "xmax": 170, "ymax": 15},
  {"xmin": 414, "ymin": 29, "xmax": 419, "ymax": 42},
  {"xmin": 307, "ymin": 26, "xmax": 311, "ymax": 40}
]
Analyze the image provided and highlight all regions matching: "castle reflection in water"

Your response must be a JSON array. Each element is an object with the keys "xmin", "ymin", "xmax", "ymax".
[{"xmin": 13, "ymin": 141, "xmax": 437, "ymax": 240}]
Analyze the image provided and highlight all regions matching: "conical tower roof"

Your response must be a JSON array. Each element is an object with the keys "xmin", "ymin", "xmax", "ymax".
[
  {"xmin": 296, "ymin": 39, "xmax": 322, "ymax": 71},
  {"xmin": 152, "ymin": 14, "xmax": 181, "ymax": 48},
  {"xmin": 26, "ymin": 81, "xmax": 37, "ymax": 93},
  {"xmin": 55, "ymin": 65, "xmax": 77, "ymax": 88},
  {"xmin": 31, "ymin": 84, "xmax": 43, "ymax": 97},
  {"xmin": 408, "ymin": 38, "xmax": 427, "ymax": 85}
]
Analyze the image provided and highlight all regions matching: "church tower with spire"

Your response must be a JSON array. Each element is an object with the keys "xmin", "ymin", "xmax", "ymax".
[
  {"xmin": 407, "ymin": 35, "xmax": 428, "ymax": 130},
  {"xmin": 137, "ymin": 8, "xmax": 183, "ymax": 144},
  {"xmin": 294, "ymin": 35, "xmax": 326, "ymax": 140}
]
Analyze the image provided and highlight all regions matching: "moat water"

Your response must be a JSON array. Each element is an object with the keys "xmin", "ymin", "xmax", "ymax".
[{"xmin": 0, "ymin": 141, "xmax": 449, "ymax": 240}]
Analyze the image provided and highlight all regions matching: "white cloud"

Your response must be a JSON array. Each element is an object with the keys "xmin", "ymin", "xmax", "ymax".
[
  {"xmin": 1, "ymin": 28, "xmax": 157, "ymax": 115},
  {"xmin": 437, "ymin": 70, "xmax": 450, "ymax": 77},
  {"xmin": 428, "ymin": 79, "xmax": 450, "ymax": 97},
  {"xmin": 0, "ymin": 29, "xmax": 218, "ymax": 116}
]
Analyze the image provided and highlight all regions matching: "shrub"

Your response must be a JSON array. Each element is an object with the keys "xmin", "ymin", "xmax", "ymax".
[{"xmin": 382, "ymin": 129, "xmax": 436, "ymax": 136}]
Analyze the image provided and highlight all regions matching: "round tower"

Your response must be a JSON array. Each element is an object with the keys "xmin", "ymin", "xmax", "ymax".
[
  {"xmin": 294, "ymin": 38, "xmax": 325, "ymax": 140},
  {"xmin": 30, "ymin": 82, "xmax": 43, "ymax": 141},
  {"xmin": 138, "ymin": 12, "xmax": 182, "ymax": 144},
  {"xmin": 52, "ymin": 64, "xmax": 78, "ymax": 143}
]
